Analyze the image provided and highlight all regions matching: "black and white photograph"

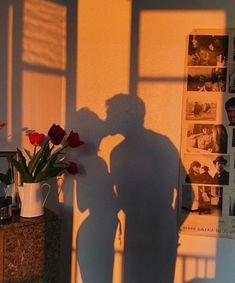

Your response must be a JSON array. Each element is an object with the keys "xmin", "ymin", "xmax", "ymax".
[
  {"xmin": 185, "ymin": 94, "xmax": 217, "ymax": 120},
  {"xmin": 233, "ymin": 37, "xmax": 235, "ymax": 62},
  {"xmin": 232, "ymin": 129, "xmax": 235, "ymax": 147},
  {"xmin": 180, "ymin": 31, "xmax": 235, "ymax": 239},
  {"xmin": 188, "ymin": 34, "xmax": 229, "ymax": 67},
  {"xmin": 229, "ymin": 193, "xmax": 235, "ymax": 216},
  {"xmin": 229, "ymin": 65, "xmax": 235, "ymax": 93},
  {"xmin": 186, "ymin": 123, "xmax": 228, "ymax": 153},
  {"xmin": 225, "ymin": 97, "xmax": 235, "ymax": 126},
  {"xmin": 182, "ymin": 185, "xmax": 223, "ymax": 216},
  {"xmin": 184, "ymin": 154, "xmax": 230, "ymax": 185},
  {"xmin": 233, "ymin": 151, "xmax": 235, "ymax": 168},
  {"xmin": 187, "ymin": 67, "xmax": 227, "ymax": 92}
]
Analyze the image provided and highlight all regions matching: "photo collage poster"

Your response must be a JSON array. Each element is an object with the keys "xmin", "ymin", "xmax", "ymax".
[{"xmin": 179, "ymin": 29, "xmax": 235, "ymax": 239}]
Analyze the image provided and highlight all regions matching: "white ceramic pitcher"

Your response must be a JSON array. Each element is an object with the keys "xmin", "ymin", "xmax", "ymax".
[{"xmin": 18, "ymin": 182, "xmax": 50, "ymax": 218}]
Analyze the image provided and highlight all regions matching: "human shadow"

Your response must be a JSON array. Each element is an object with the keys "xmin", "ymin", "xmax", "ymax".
[
  {"xmin": 106, "ymin": 93, "xmax": 189, "ymax": 283},
  {"xmin": 75, "ymin": 108, "xmax": 119, "ymax": 283}
]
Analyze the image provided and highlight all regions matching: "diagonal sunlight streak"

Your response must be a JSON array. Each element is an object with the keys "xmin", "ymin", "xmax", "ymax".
[{"xmin": 22, "ymin": 0, "xmax": 66, "ymax": 70}]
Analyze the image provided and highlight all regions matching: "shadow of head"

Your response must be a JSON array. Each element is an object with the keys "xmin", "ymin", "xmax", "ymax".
[
  {"xmin": 75, "ymin": 107, "xmax": 108, "ymax": 154},
  {"xmin": 105, "ymin": 93, "xmax": 145, "ymax": 135}
]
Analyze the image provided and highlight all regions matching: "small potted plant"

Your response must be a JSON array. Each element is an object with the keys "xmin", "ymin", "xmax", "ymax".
[
  {"xmin": 0, "ymin": 157, "xmax": 16, "ymax": 205},
  {"xmin": 0, "ymin": 123, "xmax": 16, "ymax": 205}
]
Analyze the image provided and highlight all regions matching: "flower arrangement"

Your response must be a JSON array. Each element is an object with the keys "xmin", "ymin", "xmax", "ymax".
[{"xmin": 10, "ymin": 124, "xmax": 84, "ymax": 183}]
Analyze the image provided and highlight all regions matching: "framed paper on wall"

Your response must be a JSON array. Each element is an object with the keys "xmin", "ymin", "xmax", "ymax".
[{"xmin": 179, "ymin": 29, "xmax": 235, "ymax": 239}]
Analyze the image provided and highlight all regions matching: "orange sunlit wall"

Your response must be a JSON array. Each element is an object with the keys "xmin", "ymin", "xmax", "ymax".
[
  {"xmin": 137, "ymin": 9, "xmax": 226, "ymax": 283},
  {"xmin": 21, "ymin": 0, "xmax": 66, "ymax": 147},
  {"xmin": 13, "ymin": 1, "xmax": 228, "ymax": 282},
  {"xmin": 74, "ymin": 1, "xmax": 226, "ymax": 283},
  {"xmin": 0, "ymin": 0, "xmax": 67, "ymax": 149},
  {"xmin": 72, "ymin": 0, "xmax": 131, "ymax": 283},
  {"xmin": 72, "ymin": 3, "xmax": 227, "ymax": 283},
  {"xmin": 76, "ymin": 0, "xmax": 131, "ymax": 119}
]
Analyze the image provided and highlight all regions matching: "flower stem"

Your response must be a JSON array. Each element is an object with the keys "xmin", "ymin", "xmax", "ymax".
[{"xmin": 33, "ymin": 146, "xmax": 37, "ymax": 157}]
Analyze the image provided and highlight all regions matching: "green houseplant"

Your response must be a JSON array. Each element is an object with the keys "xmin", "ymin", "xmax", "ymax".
[
  {"xmin": 0, "ymin": 158, "xmax": 14, "ymax": 186},
  {"xmin": 0, "ymin": 123, "xmax": 17, "ymax": 204}
]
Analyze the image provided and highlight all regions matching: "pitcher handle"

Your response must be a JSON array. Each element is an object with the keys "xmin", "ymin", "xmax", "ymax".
[{"xmin": 40, "ymin": 183, "xmax": 51, "ymax": 207}]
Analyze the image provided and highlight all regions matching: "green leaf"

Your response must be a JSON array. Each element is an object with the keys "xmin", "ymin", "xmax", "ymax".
[
  {"xmin": 6, "ymin": 157, "xmax": 15, "ymax": 184},
  {"xmin": 34, "ymin": 153, "xmax": 61, "ymax": 182},
  {"xmin": 11, "ymin": 158, "xmax": 33, "ymax": 183},
  {"xmin": 35, "ymin": 167, "xmax": 65, "ymax": 182},
  {"xmin": 0, "ymin": 173, "xmax": 11, "ymax": 185},
  {"xmin": 11, "ymin": 150, "xmax": 34, "ymax": 183},
  {"xmin": 17, "ymin": 148, "xmax": 27, "ymax": 167},
  {"xmin": 6, "ymin": 168, "xmax": 13, "ymax": 183},
  {"xmin": 28, "ymin": 141, "xmax": 50, "ymax": 175}
]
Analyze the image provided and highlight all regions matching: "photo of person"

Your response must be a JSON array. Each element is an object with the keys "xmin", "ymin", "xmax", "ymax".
[
  {"xmin": 233, "ymin": 37, "xmax": 235, "ymax": 62},
  {"xmin": 233, "ymin": 151, "xmax": 235, "ymax": 168},
  {"xmin": 199, "ymin": 186, "xmax": 212, "ymax": 214},
  {"xmin": 180, "ymin": 30, "xmax": 235, "ymax": 238},
  {"xmin": 184, "ymin": 154, "xmax": 230, "ymax": 185},
  {"xmin": 198, "ymin": 186, "xmax": 223, "ymax": 216},
  {"xmin": 186, "ymin": 123, "xmax": 228, "ymax": 153},
  {"xmin": 182, "ymin": 185, "xmax": 223, "ymax": 216},
  {"xmin": 213, "ymin": 156, "xmax": 229, "ymax": 185},
  {"xmin": 185, "ymin": 94, "xmax": 216, "ymax": 121},
  {"xmin": 232, "ymin": 129, "xmax": 235, "ymax": 147},
  {"xmin": 187, "ymin": 67, "xmax": 227, "ymax": 92},
  {"xmin": 229, "ymin": 192, "xmax": 235, "ymax": 216},
  {"xmin": 229, "ymin": 65, "xmax": 235, "ymax": 93},
  {"xmin": 185, "ymin": 161, "xmax": 202, "ymax": 184},
  {"xmin": 185, "ymin": 161, "xmax": 215, "ymax": 184},
  {"xmin": 188, "ymin": 35, "xmax": 228, "ymax": 67},
  {"xmin": 225, "ymin": 97, "xmax": 235, "ymax": 126},
  {"xmin": 200, "ymin": 166, "xmax": 214, "ymax": 184}
]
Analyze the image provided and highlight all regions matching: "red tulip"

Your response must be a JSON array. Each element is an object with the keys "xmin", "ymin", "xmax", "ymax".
[
  {"xmin": 28, "ymin": 132, "xmax": 45, "ymax": 146},
  {"xmin": 67, "ymin": 131, "xmax": 84, "ymax": 148},
  {"xmin": 67, "ymin": 161, "xmax": 78, "ymax": 175},
  {"xmin": 48, "ymin": 124, "xmax": 66, "ymax": 145}
]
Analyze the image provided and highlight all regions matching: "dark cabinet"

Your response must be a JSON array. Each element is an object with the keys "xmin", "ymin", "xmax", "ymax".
[{"xmin": 0, "ymin": 209, "xmax": 60, "ymax": 282}]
